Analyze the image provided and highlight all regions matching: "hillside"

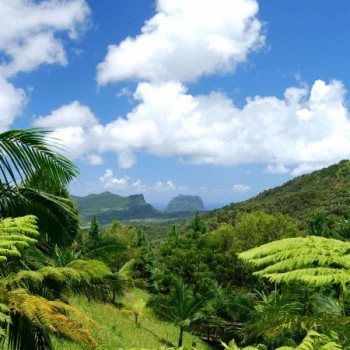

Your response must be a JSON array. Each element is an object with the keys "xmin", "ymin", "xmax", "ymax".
[
  {"xmin": 72, "ymin": 192, "xmax": 159, "ymax": 226},
  {"xmin": 166, "ymin": 194, "xmax": 206, "ymax": 212},
  {"xmin": 52, "ymin": 290, "xmax": 213, "ymax": 350},
  {"xmin": 205, "ymin": 160, "xmax": 350, "ymax": 229}
]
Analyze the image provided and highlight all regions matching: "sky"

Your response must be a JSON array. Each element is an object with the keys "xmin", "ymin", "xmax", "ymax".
[{"xmin": 1, "ymin": 0, "xmax": 350, "ymax": 208}]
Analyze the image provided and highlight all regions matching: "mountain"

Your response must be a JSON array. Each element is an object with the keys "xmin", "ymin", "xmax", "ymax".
[
  {"xmin": 204, "ymin": 160, "xmax": 350, "ymax": 229},
  {"xmin": 166, "ymin": 195, "xmax": 205, "ymax": 212},
  {"xmin": 72, "ymin": 192, "xmax": 159, "ymax": 226}
]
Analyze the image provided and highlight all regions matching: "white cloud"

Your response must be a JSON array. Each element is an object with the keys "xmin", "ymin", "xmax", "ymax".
[
  {"xmin": 0, "ymin": 0, "xmax": 90, "ymax": 130},
  {"xmin": 264, "ymin": 163, "xmax": 290, "ymax": 174},
  {"xmin": 34, "ymin": 100, "xmax": 98, "ymax": 128},
  {"xmin": 0, "ymin": 77, "xmax": 27, "ymax": 131},
  {"xmin": 117, "ymin": 87, "xmax": 132, "ymax": 98},
  {"xmin": 33, "ymin": 79, "xmax": 350, "ymax": 177},
  {"xmin": 87, "ymin": 154, "xmax": 103, "ymax": 165},
  {"xmin": 34, "ymin": 101, "xmax": 102, "ymax": 159},
  {"xmin": 154, "ymin": 180, "xmax": 187, "ymax": 192},
  {"xmin": 132, "ymin": 179, "xmax": 147, "ymax": 191},
  {"xmin": 291, "ymin": 161, "xmax": 334, "ymax": 177},
  {"xmin": 117, "ymin": 150, "xmax": 137, "ymax": 169},
  {"xmin": 99, "ymin": 169, "xmax": 129, "ymax": 189},
  {"xmin": 232, "ymin": 184, "xmax": 251, "ymax": 192},
  {"xmin": 0, "ymin": 0, "xmax": 91, "ymax": 77},
  {"xmin": 97, "ymin": 0, "xmax": 264, "ymax": 84}
]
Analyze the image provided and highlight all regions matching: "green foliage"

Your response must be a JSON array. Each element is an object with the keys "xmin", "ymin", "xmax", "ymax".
[
  {"xmin": 233, "ymin": 211, "xmax": 300, "ymax": 251},
  {"xmin": 205, "ymin": 160, "xmax": 350, "ymax": 230},
  {"xmin": 189, "ymin": 211, "xmax": 207, "ymax": 238},
  {"xmin": 239, "ymin": 236, "xmax": 350, "ymax": 287},
  {"xmin": 0, "ymin": 128, "xmax": 78, "ymax": 191},
  {"xmin": 275, "ymin": 330, "xmax": 342, "ymax": 349},
  {"xmin": 0, "ymin": 216, "xmax": 38, "ymax": 261},
  {"xmin": 0, "ymin": 215, "xmax": 106, "ymax": 350},
  {"xmin": 52, "ymin": 290, "xmax": 213, "ymax": 350},
  {"xmin": 0, "ymin": 128, "xmax": 80, "ymax": 246},
  {"xmin": 222, "ymin": 330, "xmax": 342, "ymax": 350},
  {"xmin": 149, "ymin": 279, "xmax": 207, "ymax": 347},
  {"xmin": 88, "ymin": 215, "xmax": 100, "ymax": 242}
]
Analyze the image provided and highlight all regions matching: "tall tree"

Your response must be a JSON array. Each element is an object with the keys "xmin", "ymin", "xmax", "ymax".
[{"xmin": 88, "ymin": 214, "xmax": 100, "ymax": 242}]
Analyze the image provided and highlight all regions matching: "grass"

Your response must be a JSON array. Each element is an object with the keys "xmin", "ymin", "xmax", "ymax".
[{"xmin": 52, "ymin": 289, "xmax": 215, "ymax": 350}]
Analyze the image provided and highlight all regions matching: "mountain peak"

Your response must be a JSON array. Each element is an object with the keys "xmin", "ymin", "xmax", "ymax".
[{"xmin": 166, "ymin": 194, "xmax": 205, "ymax": 212}]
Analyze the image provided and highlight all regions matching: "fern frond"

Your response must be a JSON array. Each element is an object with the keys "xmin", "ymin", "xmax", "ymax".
[
  {"xmin": 66, "ymin": 259, "xmax": 113, "ymax": 282},
  {"xmin": 0, "ymin": 216, "xmax": 39, "ymax": 261},
  {"xmin": 239, "ymin": 236, "xmax": 350, "ymax": 288},
  {"xmin": 8, "ymin": 288, "xmax": 98, "ymax": 348}
]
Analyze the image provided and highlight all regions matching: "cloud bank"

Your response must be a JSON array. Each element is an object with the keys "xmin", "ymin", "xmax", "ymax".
[{"xmin": 34, "ymin": 79, "xmax": 350, "ymax": 175}]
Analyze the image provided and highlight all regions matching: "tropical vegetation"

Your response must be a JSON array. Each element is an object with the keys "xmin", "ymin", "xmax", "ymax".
[{"xmin": 1, "ymin": 128, "xmax": 349, "ymax": 350}]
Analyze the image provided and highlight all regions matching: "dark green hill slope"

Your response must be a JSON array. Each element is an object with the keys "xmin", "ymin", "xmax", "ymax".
[
  {"xmin": 205, "ymin": 160, "xmax": 350, "ymax": 229},
  {"xmin": 72, "ymin": 192, "xmax": 159, "ymax": 226}
]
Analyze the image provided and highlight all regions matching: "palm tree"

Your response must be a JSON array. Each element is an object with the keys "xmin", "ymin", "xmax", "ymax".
[
  {"xmin": 149, "ymin": 278, "xmax": 206, "ymax": 347},
  {"xmin": 0, "ymin": 128, "xmax": 79, "ymax": 245}
]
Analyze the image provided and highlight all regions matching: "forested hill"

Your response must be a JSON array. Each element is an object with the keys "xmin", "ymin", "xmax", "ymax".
[
  {"xmin": 205, "ymin": 160, "xmax": 350, "ymax": 229},
  {"xmin": 72, "ymin": 191, "xmax": 159, "ymax": 225}
]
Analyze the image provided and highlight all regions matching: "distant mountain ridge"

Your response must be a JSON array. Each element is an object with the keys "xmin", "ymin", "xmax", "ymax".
[
  {"xmin": 72, "ymin": 191, "xmax": 203, "ymax": 226},
  {"xmin": 204, "ymin": 160, "xmax": 350, "ymax": 229},
  {"xmin": 166, "ymin": 195, "xmax": 205, "ymax": 212},
  {"xmin": 72, "ymin": 191, "xmax": 159, "ymax": 226}
]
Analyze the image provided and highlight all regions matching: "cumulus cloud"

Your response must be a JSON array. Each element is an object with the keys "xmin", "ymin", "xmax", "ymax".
[
  {"xmin": 34, "ymin": 100, "xmax": 98, "ymax": 128},
  {"xmin": 97, "ymin": 0, "xmax": 264, "ymax": 84},
  {"xmin": 154, "ymin": 180, "xmax": 187, "ymax": 192},
  {"xmin": 132, "ymin": 179, "xmax": 147, "ymax": 191},
  {"xmin": 34, "ymin": 101, "xmax": 102, "ymax": 159},
  {"xmin": 264, "ymin": 163, "xmax": 290, "ymax": 174},
  {"xmin": 32, "ymin": 79, "xmax": 350, "ymax": 176},
  {"xmin": 0, "ymin": 0, "xmax": 90, "ymax": 77},
  {"xmin": 99, "ymin": 169, "xmax": 129, "ymax": 189},
  {"xmin": 0, "ymin": 0, "xmax": 90, "ymax": 130},
  {"xmin": 0, "ymin": 77, "xmax": 27, "ymax": 130},
  {"xmin": 232, "ymin": 184, "xmax": 251, "ymax": 192},
  {"xmin": 291, "ymin": 161, "xmax": 334, "ymax": 177}
]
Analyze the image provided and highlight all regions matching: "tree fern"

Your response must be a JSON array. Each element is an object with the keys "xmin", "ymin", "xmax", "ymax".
[
  {"xmin": 7, "ymin": 288, "xmax": 98, "ymax": 350},
  {"xmin": 0, "ymin": 215, "xmax": 111, "ymax": 349},
  {"xmin": 0, "ymin": 216, "xmax": 38, "ymax": 261},
  {"xmin": 238, "ymin": 236, "xmax": 350, "ymax": 288}
]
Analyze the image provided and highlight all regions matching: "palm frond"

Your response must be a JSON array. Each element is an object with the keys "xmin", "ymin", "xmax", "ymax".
[
  {"xmin": 0, "ymin": 129, "xmax": 78, "ymax": 189},
  {"xmin": 0, "ymin": 187, "xmax": 80, "ymax": 246}
]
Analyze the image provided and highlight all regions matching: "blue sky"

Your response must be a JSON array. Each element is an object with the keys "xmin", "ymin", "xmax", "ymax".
[{"xmin": 1, "ymin": 0, "xmax": 350, "ymax": 208}]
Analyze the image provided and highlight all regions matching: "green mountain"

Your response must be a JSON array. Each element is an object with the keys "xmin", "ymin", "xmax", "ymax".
[
  {"xmin": 205, "ymin": 160, "xmax": 350, "ymax": 229},
  {"xmin": 72, "ymin": 192, "xmax": 159, "ymax": 226},
  {"xmin": 166, "ymin": 195, "xmax": 205, "ymax": 212}
]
